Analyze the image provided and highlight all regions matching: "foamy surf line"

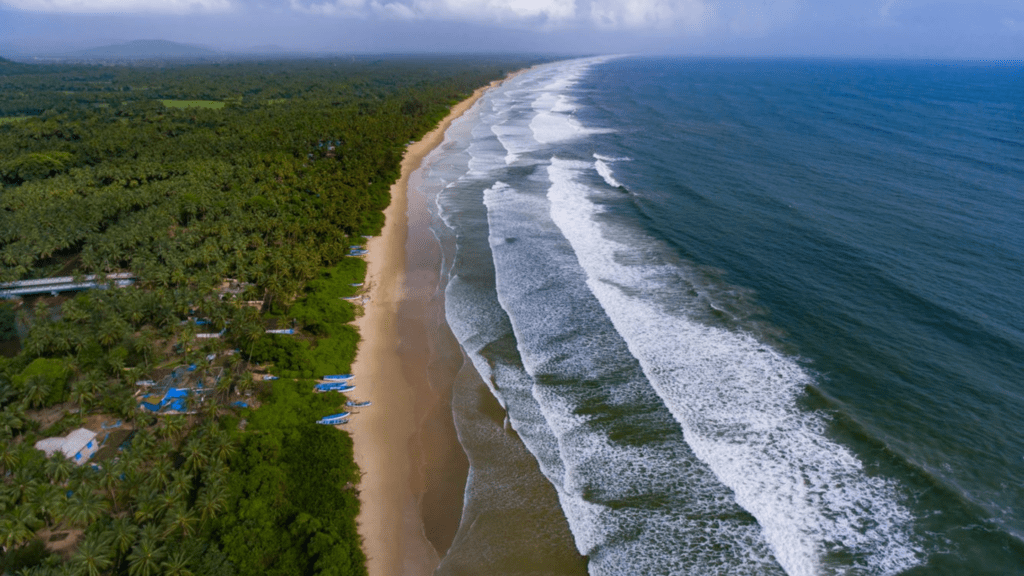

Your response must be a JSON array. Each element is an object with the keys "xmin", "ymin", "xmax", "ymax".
[
  {"xmin": 547, "ymin": 157, "xmax": 923, "ymax": 576},
  {"xmin": 481, "ymin": 178, "xmax": 784, "ymax": 575}
]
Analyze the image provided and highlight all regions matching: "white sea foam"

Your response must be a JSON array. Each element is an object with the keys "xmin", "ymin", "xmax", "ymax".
[
  {"xmin": 435, "ymin": 57, "xmax": 793, "ymax": 576},
  {"xmin": 482, "ymin": 178, "xmax": 784, "ymax": 574},
  {"xmin": 594, "ymin": 158, "xmax": 622, "ymax": 188},
  {"xmin": 593, "ymin": 153, "xmax": 631, "ymax": 162},
  {"xmin": 546, "ymin": 157, "xmax": 923, "ymax": 576}
]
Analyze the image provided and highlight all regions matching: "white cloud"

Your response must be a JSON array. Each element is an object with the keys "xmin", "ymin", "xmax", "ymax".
[
  {"xmin": 875, "ymin": 0, "xmax": 900, "ymax": 26},
  {"xmin": 303, "ymin": 0, "xmax": 718, "ymax": 28},
  {"xmin": 370, "ymin": 0, "xmax": 416, "ymax": 18},
  {"xmin": 1, "ymin": 0, "xmax": 230, "ymax": 13},
  {"xmin": 290, "ymin": 0, "xmax": 364, "ymax": 16},
  {"xmin": 590, "ymin": 0, "xmax": 710, "ymax": 29},
  {"xmin": 362, "ymin": 0, "xmax": 577, "ymax": 23},
  {"xmin": 1003, "ymin": 17, "xmax": 1024, "ymax": 31}
]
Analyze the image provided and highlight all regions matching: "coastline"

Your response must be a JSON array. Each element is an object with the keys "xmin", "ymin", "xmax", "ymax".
[{"xmin": 346, "ymin": 73, "xmax": 520, "ymax": 576}]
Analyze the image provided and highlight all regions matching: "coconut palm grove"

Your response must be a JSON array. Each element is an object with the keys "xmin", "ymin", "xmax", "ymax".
[{"xmin": 0, "ymin": 55, "xmax": 537, "ymax": 575}]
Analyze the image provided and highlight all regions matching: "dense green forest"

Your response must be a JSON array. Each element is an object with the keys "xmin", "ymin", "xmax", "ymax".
[{"xmin": 0, "ymin": 55, "xmax": 539, "ymax": 575}]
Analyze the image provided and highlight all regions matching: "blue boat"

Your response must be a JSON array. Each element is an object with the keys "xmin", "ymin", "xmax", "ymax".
[
  {"xmin": 316, "ymin": 412, "xmax": 351, "ymax": 425},
  {"xmin": 315, "ymin": 383, "xmax": 355, "ymax": 393},
  {"xmin": 346, "ymin": 400, "xmax": 372, "ymax": 407},
  {"xmin": 322, "ymin": 374, "xmax": 354, "ymax": 381}
]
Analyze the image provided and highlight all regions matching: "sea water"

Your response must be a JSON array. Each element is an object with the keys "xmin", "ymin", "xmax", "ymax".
[{"xmin": 418, "ymin": 57, "xmax": 1024, "ymax": 575}]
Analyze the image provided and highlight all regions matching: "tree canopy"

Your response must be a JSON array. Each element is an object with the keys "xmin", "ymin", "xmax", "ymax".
[{"xmin": 0, "ymin": 54, "xmax": 542, "ymax": 575}]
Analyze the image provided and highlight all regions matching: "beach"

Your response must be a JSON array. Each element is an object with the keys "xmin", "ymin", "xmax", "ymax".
[{"xmin": 346, "ymin": 74, "xmax": 517, "ymax": 576}]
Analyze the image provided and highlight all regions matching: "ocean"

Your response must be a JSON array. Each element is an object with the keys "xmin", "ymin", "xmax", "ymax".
[{"xmin": 413, "ymin": 57, "xmax": 1024, "ymax": 575}]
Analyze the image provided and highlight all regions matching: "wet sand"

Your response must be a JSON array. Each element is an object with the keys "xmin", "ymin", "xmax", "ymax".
[{"xmin": 347, "ymin": 74, "xmax": 519, "ymax": 576}]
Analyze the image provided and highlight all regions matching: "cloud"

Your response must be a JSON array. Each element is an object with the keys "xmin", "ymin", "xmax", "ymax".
[
  {"xmin": 1, "ymin": 0, "xmax": 230, "ymax": 13},
  {"xmin": 290, "ymin": 0, "xmax": 718, "ymax": 29},
  {"xmin": 289, "ymin": 0, "xmax": 364, "ymax": 16},
  {"xmin": 296, "ymin": 0, "xmax": 579, "ymax": 23},
  {"xmin": 589, "ymin": 0, "xmax": 710, "ymax": 29}
]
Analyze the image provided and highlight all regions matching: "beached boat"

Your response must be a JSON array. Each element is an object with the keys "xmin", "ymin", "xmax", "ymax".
[
  {"xmin": 322, "ymin": 374, "xmax": 354, "ymax": 381},
  {"xmin": 346, "ymin": 400, "xmax": 371, "ymax": 407},
  {"xmin": 315, "ymin": 383, "xmax": 355, "ymax": 393},
  {"xmin": 316, "ymin": 412, "xmax": 350, "ymax": 425}
]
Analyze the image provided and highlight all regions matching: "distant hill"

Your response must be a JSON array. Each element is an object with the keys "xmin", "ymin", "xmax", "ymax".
[
  {"xmin": 0, "ymin": 57, "xmax": 33, "ymax": 74},
  {"xmin": 247, "ymin": 45, "xmax": 290, "ymax": 54},
  {"xmin": 75, "ymin": 39, "xmax": 220, "ymax": 59}
]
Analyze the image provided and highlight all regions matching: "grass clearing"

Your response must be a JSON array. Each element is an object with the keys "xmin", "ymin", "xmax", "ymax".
[
  {"xmin": 0, "ymin": 116, "xmax": 33, "ymax": 124},
  {"xmin": 160, "ymin": 99, "xmax": 226, "ymax": 109}
]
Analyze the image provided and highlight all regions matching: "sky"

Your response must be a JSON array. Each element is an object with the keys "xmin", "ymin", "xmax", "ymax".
[{"xmin": 1, "ymin": 0, "xmax": 1023, "ymax": 57}]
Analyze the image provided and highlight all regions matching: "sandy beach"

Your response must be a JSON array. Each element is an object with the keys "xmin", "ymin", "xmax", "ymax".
[{"xmin": 346, "ymin": 74, "xmax": 518, "ymax": 576}]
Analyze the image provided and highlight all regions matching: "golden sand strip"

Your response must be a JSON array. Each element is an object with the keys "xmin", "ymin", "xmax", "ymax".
[{"xmin": 346, "ymin": 72, "xmax": 521, "ymax": 576}]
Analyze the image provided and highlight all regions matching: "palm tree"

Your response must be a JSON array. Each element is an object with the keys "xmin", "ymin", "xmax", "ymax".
[
  {"xmin": 179, "ymin": 323, "xmax": 197, "ymax": 362},
  {"xmin": 104, "ymin": 347, "xmax": 127, "ymax": 377},
  {"xmin": 131, "ymin": 429, "xmax": 157, "ymax": 459},
  {"xmin": 147, "ymin": 458, "xmax": 173, "ymax": 492},
  {"xmin": 181, "ymin": 438, "xmax": 208, "ymax": 476},
  {"xmin": 97, "ymin": 464, "xmax": 125, "ymax": 513},
  {"xmin": 215, "ymin": 373, "xmax": 233, "ymax": 402},
  {"xmin": 97, "ymin": 318, "xmax": 128, "ymax": 349},
  {"xmin": 22, "ymin": 375, "xmax": 52, "ymax": 409},
  {"xmin": 106, "ymin": 516, "xmax": 138, "ymax": 560},
  {"xmin": 208, "ymin": 432, "xmax": 236, "ymax": 464},
  {"xmin": 0, "ymin": 436, "xmax": 26, "ymax": 473},
  {"xmin": 168, "ymin": 469, "xmax": 193, "ymax": 497},
  {"xmin": 28, "ymin": 483, "xmax": 65, "ymax": 529},
  {"xmin": 161, "ymin": 548, "xmax": 195, "ymax": 576},
  {"xmin": 82, "ymin": 371, "xmax": 107, "ymax": 398},
  {"xmin": 194, "ymin": 484, "xmax": 228, "ymax": 525},
  {"xmin": 127, "ymin": 536, "xmax": 166, "ymax": 576},
  {"xmin": 68, "ymin": 380, "xmax": 95, "ymax": 417},
  {"xmin": 10, "ymin": 468, "xmax": 39, "ymax": 505},
  {"xmin": 121, "ymin": 365, "xmax": 145, "ymax": 388},
  {"xmin": 117, "ymin": 393, "xmax": 140, "ymax": 424},
  {"xmin": 161, "ymin": 504, "xmax": 197, "ymax": 538},
  {"xmin": 200, "ymin": 396, "xmax": 220, "ymax": 423},
  {"xmin": 0, "ymin": 407, "xmax": 24, "ymax": 438},
  {"xmin": 13, "ymin": 503, "xmax": 42, "ymax": 534},
  {"xmin": 63, "ymin": 492, "xmax": 109, "ymax": 528},
  {"xmin": 44, "ymin": 454, "xmax": 75, "ymax": 485},
  {"xmin": 0, "ymin": 517, "xmax": 34, "ymax": 553},
  {"xmin": 131, "ymin": 490, "xmax": 163, "ymax": 526},
  {"xmin": 235, "ymin": 371, "xmax": 255, "ymax": 397},
  {"xmin": 70, "ymin": 531, "xmax": 114, "ymax": 576},
  {"xmin": 158, "ymin": 416, "xmax": 186, "ymax": 444}
]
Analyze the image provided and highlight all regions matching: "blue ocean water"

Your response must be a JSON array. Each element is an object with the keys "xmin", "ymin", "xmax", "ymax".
[{"xmin": 424, "ymin": 57, "xmax": 1024, "ymax": 575}]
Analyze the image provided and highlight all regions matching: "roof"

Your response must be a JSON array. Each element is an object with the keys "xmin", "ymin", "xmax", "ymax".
[
  {"xmin": 34, "ymin": 428, "xmax": 98, "ymax": 460},
  {"xmin": 63, "ymin": 429, "xmax": 97, "ymax": 454},
  {"xmin": 164, "ymin": 388, "xmax": 189, "ymax": 400}
]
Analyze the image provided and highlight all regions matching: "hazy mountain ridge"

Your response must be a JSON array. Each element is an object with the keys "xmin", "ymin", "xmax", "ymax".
[{"xmin": 75, "ymin": 39, "xmax": 221, "ymax": 59}]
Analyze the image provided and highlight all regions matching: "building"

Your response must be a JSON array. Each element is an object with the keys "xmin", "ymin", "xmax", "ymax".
[{"xmin": 34, "ymin": 428, "xmax": 99, "ymax": 465}]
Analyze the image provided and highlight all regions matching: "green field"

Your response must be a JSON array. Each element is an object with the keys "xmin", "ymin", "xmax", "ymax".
[
  {"xmin": 159, "ymin": 99, "xmax": 226, "ymax": 109},
  {"xmin": 0, "ymin": 116, "xmax": 32, "ymax": 124}
]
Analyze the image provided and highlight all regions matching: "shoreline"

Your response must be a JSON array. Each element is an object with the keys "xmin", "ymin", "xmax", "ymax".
[{"xmin": 346, "ymin": 72, "xmax": 520, "ymax": 576}]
